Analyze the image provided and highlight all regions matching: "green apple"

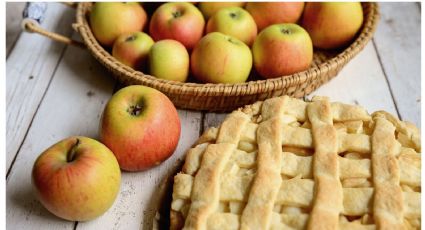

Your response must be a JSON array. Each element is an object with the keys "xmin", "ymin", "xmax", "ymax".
[
  {"xmin": 206, "ymin": 7, "xmax": 257, "ymax": 46},
  {"xmin": 149, "ymin": 40, "xmax": 189, "ymax": 82},
  {"xmin": 252, "ymin": 23, "xmax": 313, "ymax": 78},
  {"xmin": 112, "ymin": 32, "xmax": 154, "ymax": 71},
  {"xmin": 198, "ymin": 2, "xmax": 246, "ymax": 19},
  {"xmin": 32, "ymin": 136, "xmax": 121, "ymax": 221},
  {"xmin": 90, "ymin": 2, "xmax": 147, "ymax": 46},
  {"xmin": 149, "ymin": 2, "xmax": 205, "ymax": 50},
  {"xmin": 302, "ymin": 2, "xmax": 364, "ymax": 49},
  {"xmin": 191, "ymin": 32, "xmax": 252, "ymax": 83},
  {"xmin": 100, "ymin": 85, "xmax": 181, "ymax": 171}
]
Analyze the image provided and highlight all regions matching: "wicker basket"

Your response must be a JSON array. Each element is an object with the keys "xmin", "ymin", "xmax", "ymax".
[{"xmin": 26, "ymin": 2, "xmax": 380, "ymax": 112}]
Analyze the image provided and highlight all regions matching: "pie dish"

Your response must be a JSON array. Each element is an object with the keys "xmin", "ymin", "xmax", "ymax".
[{"xmin": 170, "ymin": 96, "xmax": 421, "ymax": 229}]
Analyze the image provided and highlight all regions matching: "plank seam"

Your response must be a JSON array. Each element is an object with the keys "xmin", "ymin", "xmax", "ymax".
[
  {"xmin": 6, "ymin": 31, "xmax": 23, "ymax": 60},
  {"xmin": 199, "ymin": 112, "xmax": 205, "ymax": 136},
  {"xmin": 6, "ymin": 43, "xmax": 70, "ymax": 180},
  {"xmin": 371, "ymin": 39, "xmax": 402, "ymax": 120}
]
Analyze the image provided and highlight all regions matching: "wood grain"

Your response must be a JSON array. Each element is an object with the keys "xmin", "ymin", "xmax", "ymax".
[
  {"xmin": 311, "ymin": 42, "xmax": 398, "ymax": 116},
  {"xmin": 6, "ymin": 3, "xmax": 75, "ymax": 172},
  {"xmin": 6, "ymin": 2, "xmax": 26, "ymax": 57},
  {"xmin": 373, "ymin": 3, "xmax": 421, "ymax": 126}
]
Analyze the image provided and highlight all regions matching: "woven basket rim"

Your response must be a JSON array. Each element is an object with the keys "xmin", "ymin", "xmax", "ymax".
[{"xmin": 74, "ymin": 2, "xmax": 379, "ymax": 97}]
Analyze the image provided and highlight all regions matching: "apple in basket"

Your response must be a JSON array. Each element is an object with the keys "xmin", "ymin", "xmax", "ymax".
[
  {"xmin": 100, "ymin": 85, "xmax": 181, "ymax": 171},
  {"xmin": 112, "ymin": 32, "xmax": 154, "ymax": 71},
  {"xmin": 198, "ymin": 2, "xmax": 246, "ymax": 19},
  {"xmin": 206, "ymin": 7, "xmax": 257, "ymax": 46},
  {"xmin": 149, "ymin": 2, "xmax": 205, "ymax": 50},
  {"xmin": 90, "ymin": 2, "xmax": 147, "ymax": 46},
  {"xmin": 32, "ymin": 136, "xmax": 121, "ymax": 221},
  {"xmin": 149, "ymin": 39, "xmax": 189, "ymax": 82},
  {"xmin": 245, "ymin": 2, "xmax": 305, "ymax": 31},
  {"xmin": 302, "ymin": 2, "xmax": 364, "ymax": 49},
  {"xmin": 252, "ymin": 23, "xmax": 313, "ymax": 79},
  {"xmin": 191, "ymin": 32, "xmax": 252, "ymax": 84}
]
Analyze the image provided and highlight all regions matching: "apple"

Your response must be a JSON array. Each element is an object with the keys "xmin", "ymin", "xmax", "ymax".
[
  {"xmin": 252, "ymin": 23, "xmax": 313, "ymax": 79},
  {"xmin": 112, "ymin": 32, "xmax": 154, "ymax": 71},
  {"xmin": 149, "ymin": 40, "xmax": 189, "ymax": 82},
  {"xmin": 245, "ymin": 2, "xmax": 305, "ymax": 31},
  {"xmin": 206, "ymin": 7, "xmax": 257, "ymax": 46},
  {"xmin": 90, "ymin": 2, "xmax": 147, "ymax": 47},
  {"xmin": 32, "ymin": 136, "xmax": 121, "ymax": 221},
  {"xmin": 191, "ymin": 32, "xmax": 252, "ymax": 84},
  {"xmin": 149, "ymin": 2, "xmax": 205, "ymax": 50},
  {"xmin": 302, "ymin": 2, "xmax": 364, "ymax": 49},
  {"xmin": 100, "ymin": 85, "xmax": 181, "ymax": 171},
  {"xmin": 198, "ymin": 2, "xmax": 246, "ymax": 19}
]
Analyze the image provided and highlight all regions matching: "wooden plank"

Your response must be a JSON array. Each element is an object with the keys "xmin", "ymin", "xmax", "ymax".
[
  {"xmin": 6, "ymin": 3, "xmax": 75, "ymax": 171},
  {"xmin": 6, "ymin": 2, "xmax": 26, "ymax": 57},
  {"xmin": 372, "ymin": 2, "xmax": 420, "ymax": 126},
  {"xmin": 77, "ymin": 110, "xmax": 202, "ymax": 230},
  {"xmin": 203, "ymin": 112, "xmax": 227, "ymax": 132},
  {"xmin": 6, "ymin": 34, "xmax": 116, "ymax": 229},
  {"xmin": 310, "ymin": 42, "xmax": 398, "ymax": 117}
]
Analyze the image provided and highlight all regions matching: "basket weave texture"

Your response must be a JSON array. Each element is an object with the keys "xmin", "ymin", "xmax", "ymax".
[{"xmin": 74, "ymin": 3, "xmax": 379, "ymax": 112}]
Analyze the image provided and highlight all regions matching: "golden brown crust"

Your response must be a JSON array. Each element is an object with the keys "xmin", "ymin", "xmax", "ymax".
[
  {"xmin": 372, "ymin": 117, "xmax": 404, "ymax": 228},
  {"xmin": 170, "ymin": 95, "xmax": 421, "ymax": 229},
  {"xmin": 170, "ymin": 210, "xmax": 184, "ymax": 230},
  {"xmin": 241, "ymin": 117, "xmax": 283, "ymax": 229},
  {"xmin": 307, "ymin": 97, "xmax": 342, "ymax": 230}
]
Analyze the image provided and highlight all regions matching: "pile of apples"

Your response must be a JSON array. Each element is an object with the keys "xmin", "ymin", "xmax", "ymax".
[{"xmin": 90, "ymin": 2, "xmax": 364, "ymax": 84}]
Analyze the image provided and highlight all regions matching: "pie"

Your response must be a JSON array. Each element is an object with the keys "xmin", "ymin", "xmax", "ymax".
[{"xmin": 170, "ymin": 96, "xmax": 421, "ymax": 229}]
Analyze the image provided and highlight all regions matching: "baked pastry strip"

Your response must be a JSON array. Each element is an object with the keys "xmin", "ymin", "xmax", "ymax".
[
  {"xmin": 183, "ymin": 111, "xmax": 250, "ymax": 230},
  {"xmin": 182, "ymin": 143, "xmax": 234, "ymax": 230},
  {"xmin": 371, "ymin": 115, "xmax": 404, "ymax": 228},
  {"xmin": 171, "ymin": 96, "xmax": 421, "ymax": 229},
  {"xmin": 307, "ymin": 97, "xmax": 343, "ymax": 230},
  {"xmin": 240, "ymin": 97, "xmax": 284, "ymax": 229}
]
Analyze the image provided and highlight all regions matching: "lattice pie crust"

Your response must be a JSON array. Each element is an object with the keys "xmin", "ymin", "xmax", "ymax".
[{"xmin": 170, "ymin": 96, "xmax": 421, "ymax": 230}]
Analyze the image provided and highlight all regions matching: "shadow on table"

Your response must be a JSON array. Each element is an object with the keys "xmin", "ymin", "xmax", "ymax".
[{"xmin": 9, "ymin": 183, "xmax": 68, "ymax": 223}]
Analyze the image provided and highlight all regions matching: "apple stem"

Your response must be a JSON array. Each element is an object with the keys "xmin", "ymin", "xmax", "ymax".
[
  {"xmin": 230, "ymin": 12, "xmax": 237, "ymax": 18},
  {"xmin": 281, "ymin": 28, "xmax": 291, "ymax": 35},
  {"xmin": 67, "ymin": 138, "xmax": 80, "ymax": 163},
  {"xmin": 129, "ymin": 104, "xmax": 143, "ymax": 116},
  {"xmin": 172, "ymin": 11, "xmax": 182, "ymax": 18},
  {"xmin": 125, "ymin": 35, "xmax": 137, "ymax": 42}
]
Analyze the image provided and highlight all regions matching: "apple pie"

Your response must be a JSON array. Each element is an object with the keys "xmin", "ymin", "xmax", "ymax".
[{"xmin": 170, "ymin": 96, "xmax": 421, "ymax": 229}]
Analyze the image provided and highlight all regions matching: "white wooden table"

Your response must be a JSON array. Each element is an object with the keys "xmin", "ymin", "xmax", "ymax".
[{"xmin": 6, "ymin": 2, "xmax": 421, "ymax": 230}]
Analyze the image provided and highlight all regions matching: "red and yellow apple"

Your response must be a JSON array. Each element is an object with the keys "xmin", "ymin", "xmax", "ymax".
[
  {"xmin": 100, "ymin": 85, "xmax": 181, "ymax": 171},
  {"xmin": 252, "ymin": 23, "xmax": 313, "ymax": 79},
  {"xmin": 191, "ymin": 32, "xmax": 252, "ymax": 83},
  {"xmin": 245, "ymin": 2, "xmax": 305, "ymax": 31},
  {"xmin": 198, "ymin": 2, "xmax": 246, "ymax": 19},
  {"xmin": 32, "ymin": 136, "xmax": 121, "ymax": 221},
  {"xmin": 302, "ymin": 2, "xmax": 364, "ymax": 49},
  {"xmin": 112, "ymin": 32, "xmax": 154, "ymax": 71},
  {"xmin": 149, "ymin": 2, "xmax": 205, "ymax": 50},
  {"xmin": 149, "ymin": 40, "xmax": 189, "ymax": 82},
  {"xmin": 90, "ymin": 2, "xmax": 147, "ymax": 46},
  {"xmin": 206, "ymin": 7, "xmax": 257, "ymax": 46}
]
